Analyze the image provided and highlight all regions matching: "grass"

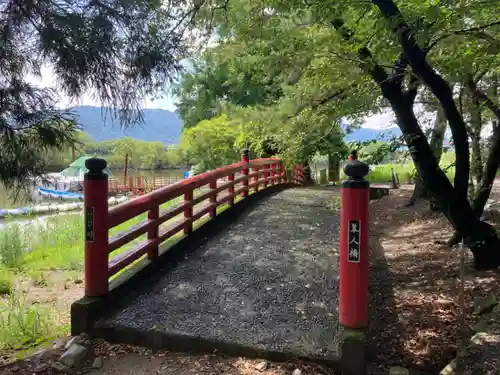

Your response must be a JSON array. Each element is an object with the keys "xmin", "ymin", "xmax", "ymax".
[
  {"xmin": 0, "ymin": 215, "xmax": 83, "ymax": 353},
  {"xmin": 0, "ymin": 187, "xmax": 244, "ymax": 356},
  {"xmin": 339, "ymin": 153, "xmax": 456, "ymax": 184}
]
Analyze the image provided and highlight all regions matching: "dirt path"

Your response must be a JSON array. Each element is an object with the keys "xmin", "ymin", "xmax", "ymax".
[
  {"xmin": 367, "ymin": 188, "xmax": 500, "ymax": 374},
  {"xmin": 87, "ymin": 341, "xmax": 333, "ymax": 375},
  {"xmin": 0, "ymin": 339, "xmax": 334, "ymax": 375}
]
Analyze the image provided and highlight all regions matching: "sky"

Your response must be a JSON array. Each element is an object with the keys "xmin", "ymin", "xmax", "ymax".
[{"xmin": 29, "ymin": 65, "xmax": 178, "ymax": 112}]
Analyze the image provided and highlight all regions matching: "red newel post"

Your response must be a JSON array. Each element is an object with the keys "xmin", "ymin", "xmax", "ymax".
[
  {"xmin": 84, "ymin": 158, "xmax": 109, "ymax": 297},
  {"xmin": 241, "ymin": 149, "xmax": 249, "ymax": 198},
  {"xmin": 339, "ymin": 152, "xmax": 369, "ymax": 329}
]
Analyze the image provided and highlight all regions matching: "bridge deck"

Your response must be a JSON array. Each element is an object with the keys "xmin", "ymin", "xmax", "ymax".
[{"xmin": 94, "ymin": 187, "xmax": 341, "ymax": 362}]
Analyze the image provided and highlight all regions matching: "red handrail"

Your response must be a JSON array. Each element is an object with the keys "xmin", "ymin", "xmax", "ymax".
[{"xmin": 83, "ymin": 153, "xmax": 304, "ymax": 297}]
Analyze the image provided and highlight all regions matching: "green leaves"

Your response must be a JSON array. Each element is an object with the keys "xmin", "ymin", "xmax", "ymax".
[{"xmin": 178, "ymin": 115, "xmax": 242, "ymax": 171}]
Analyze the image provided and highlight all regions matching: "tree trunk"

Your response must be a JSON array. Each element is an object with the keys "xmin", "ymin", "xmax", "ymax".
[
  {"xmin": 448, "ymin": 85, "xmax": 500, "ymax": 247},
  {"xmin": 335, "ymin": 3, "xmax": 500, "ymax": 270},
  {"xmin": 429, "ymin": 107, "xmax": 447, "ymax": 162},
  {"xmin": 124, "ymin": 153, "xmax": 129, "ymax": 185},
  {"xmin": 373, "ymin": 0, "xmax": 471, "ymax": 202},
  {"xmin": 407, "ymin": 174, "xmax": 427, "ymax": 205},
  {"xmin": 389, "ymin": 95, "xmax": 500, "ymax": 270},
  {"xmin": 470, "ymin": 95, "xmax": 484, "ymax": 184},
  {"xmin": 303, "ymin": 161, "xmax": 312, "ymax": 185},
  {"xmin": 407, "ymin": 107, "xmax": 446, "ymax": 207},
  {"xmin": 327, "ymin": 154, "xmax": 339, "ymax": 183},
  {"xmin": 471, "ymin": 135, "xmax": 483, "ymax": 185}
]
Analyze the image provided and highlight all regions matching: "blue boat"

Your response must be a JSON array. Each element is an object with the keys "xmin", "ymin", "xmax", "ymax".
[{"xmin": 38, "ymin": 187, "xmax": 84, "ymax": 201}]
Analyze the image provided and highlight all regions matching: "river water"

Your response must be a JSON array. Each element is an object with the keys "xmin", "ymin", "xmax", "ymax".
[{"xmin": 0, "ymin": 169, "xmax": 185, "ymax": 209}]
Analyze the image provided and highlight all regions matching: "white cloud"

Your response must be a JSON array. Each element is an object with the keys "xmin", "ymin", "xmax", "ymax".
[{"xmin": 361, "ymin": 111, "xmax": 397, "ymax": 129}]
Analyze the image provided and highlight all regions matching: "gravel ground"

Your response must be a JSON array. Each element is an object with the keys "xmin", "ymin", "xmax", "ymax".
[{"xmin": 96, "ymin": 187, "xmax": 342, "ymax": 361}]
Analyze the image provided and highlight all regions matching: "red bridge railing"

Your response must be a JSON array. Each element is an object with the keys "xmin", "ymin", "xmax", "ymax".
[{"xmin": 83, "ymin": 151, "xmax": 305, "ymax": 297}]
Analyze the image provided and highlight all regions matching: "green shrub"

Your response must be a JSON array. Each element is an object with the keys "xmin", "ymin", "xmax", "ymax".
[
  {"xmin": 0, "ymin": 288, "xmax": 60, "ymax": 349},
  {"xmin": 0, "ymin": 269, "xmax": 12, "ymax": 296},
  {"xmin": 0, "ymin": 224, "xmax": 25, "ymax": 270}
]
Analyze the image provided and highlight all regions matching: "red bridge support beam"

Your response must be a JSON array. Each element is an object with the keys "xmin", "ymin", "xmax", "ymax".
[
  {"xmin": 84, "ymin": 158, "xmax": 109, "ymax": 297},
  {"xmin": 339, "ymin": 151, "xmax": 369, "ymax": 375}
]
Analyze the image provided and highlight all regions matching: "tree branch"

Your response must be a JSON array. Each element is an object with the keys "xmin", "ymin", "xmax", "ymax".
[
  {"xmin": 372, "ymin": 0, "xmax": 470, "ymax": 200},
  {"xmin": 287, "ymin": 85, "xmax": 352, "ymax": 119},
  {"xmin": 427, "ymin": 21, "xmax": 500, "ymax": 52},
  {"xmin": 467, "ymin": 79, "xmax": 500, "ymax": 122},
  {"xmin": 331, "ymin": 19, "xmax": 390, "ymax": 87},
  {"xmin": 405, "ymin": 74, "xmax": 420, "ymax": 104}
]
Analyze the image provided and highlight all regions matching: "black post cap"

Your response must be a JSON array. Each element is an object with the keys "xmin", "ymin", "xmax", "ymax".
[
  {"xmin": 344, "ymin": 159, "xmax": 369, "ymax": 180},
  {"xmin": 85, "ymin": 158, "xmax": 107, "ymax": 175},
  {"xmin": 343, "ymin": 159, "xmax": 369, "ymax": 188}
]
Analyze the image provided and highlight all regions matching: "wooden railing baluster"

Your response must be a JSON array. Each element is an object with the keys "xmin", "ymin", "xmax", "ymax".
[
  {"xmin": 253, "ymin": 166, "xmax": 259, "ymax": 192},
  {"xmin": 262, "ymin": 164, "xmax": 268, "ymax": 188},
  {"xmin": 209, "ymin": 180, "xmax": 217, "ymax": 218},
  {"xmin": 147, "ymin": 206, "xmax": 159, "ymax": 260},
  {"xmin": 184, "ymin": 190, "xmax": 193, "ymax": 234},
  {"xmin": 228, "ymin": 173, "xmax": 235, "ymax": 206}
]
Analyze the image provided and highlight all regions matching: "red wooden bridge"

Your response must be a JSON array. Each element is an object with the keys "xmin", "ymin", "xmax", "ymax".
[{"xmin": 71, "ymin": 151, "xmax": 386, "ymax": 373}]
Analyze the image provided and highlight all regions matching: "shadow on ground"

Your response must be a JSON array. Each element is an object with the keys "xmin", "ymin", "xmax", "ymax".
[{"xmin": 367, "ymin": 189, "xmax": 500, "ymax": 374}]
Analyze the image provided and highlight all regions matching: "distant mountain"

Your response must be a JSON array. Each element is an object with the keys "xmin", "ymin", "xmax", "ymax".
[
  {"xmin": 69, "ymin": 106, "xmax": 182, "ymax": 144},
  {"xmin": 344, "ymin": 126, "xmax": 402, "ymax": 142},
  {"xmin": 70, "ymin": 105, "xmax": 405, "ymax": 145}
]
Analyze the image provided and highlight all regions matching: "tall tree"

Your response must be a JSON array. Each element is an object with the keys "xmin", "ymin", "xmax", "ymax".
[
  {"xmin": 1, "ymin": 0, "xmax": 193, "ymax": 194},
  {"xmin": 173, "ymin": 48, "xmax": 284, "ymax": 129},
  {"xmin": 408, "ymin": 106, "xmax": 447, "ymax": 208},
  {"xmin": 184, "ymin": 0, "xmax": 500, "ymax": 269}
]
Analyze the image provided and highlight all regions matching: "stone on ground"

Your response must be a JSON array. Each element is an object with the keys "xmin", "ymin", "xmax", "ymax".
[
  {"xmin": 255, "ymin": 361, "xmax": 268, "ymax": 372},
  {"xmin": 92, "ymin": 356, "xmax": 104, "ymax": 369},
  {"xmin": 389, "ymin": 367, "xmax": 410, "ymax": 375},
  {"xmin": 33, "ymin": 363, "xmax": 47, "ymax": 373},
  {"xmin": 59, "ymin": 343, "xmax": 88, "ymax": 367}
]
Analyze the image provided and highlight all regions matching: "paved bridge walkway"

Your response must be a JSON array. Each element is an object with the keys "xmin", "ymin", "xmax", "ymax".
[{"xmin": 91, "ymin": 187, "xmax": 341, "ymax": 363}]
